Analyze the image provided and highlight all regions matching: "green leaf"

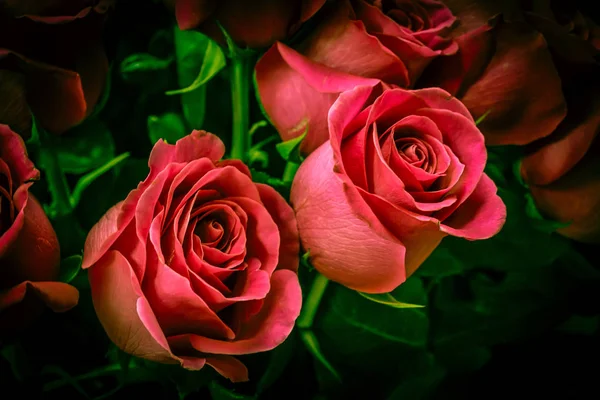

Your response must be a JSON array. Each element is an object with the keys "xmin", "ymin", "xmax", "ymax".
[
  {"xmin": 276, "ymin": 130, "xmax": 307, "ymax": 164},
  {"xmin": 120, "ymin": 53, "xmax": 172, "ymax": 84},
  {"xmin": 166, "ymin": 30, "xmax": 226, "ymax": 96},
  {"xmin": 300, "ymin": 330, "xmax": 342, "ymax": 382},
  {"xmin": 475, "ymin": 109, "xmax": 492, "ymax": 125},
  {"xmin": 524, "ymin": 192, "xmax": 571, "ymax": 233},
  {"xmin": 433, "ymin": 345, "xmax": 491, "ymax": 375},
  {"xmin": 555, "ymin": 315, "xmax": 599, "ymax": 336},
  {"xmin": 358, "ymin": 292, "xmax": 425, "ymax": 309},
  {"xmin": 416, "ymin": 246, "xmax": 465, "ymax": 278},
  {"xmin": 41, "ymin": 118, "xmax": 116, "ymax": 175},
  {"xmin": 42, "ymin": 365, "xmax": 91, "ymax": 399},
  {"xmin": 147, "ymin": 113, "xmax": 186, "ymax": 145},
  {"xmin": 70, "ymin": 152, "xmax": 130, "ymax": 208},
  {"xmin": 59, "ymin": 255, "xmax": 82, "ymax": 284},
  {"xmin": 512, "ymin": 158, "xmax": 528, "ymax": 188},
  {"xmin": 249, "ymin": 120, "xmax": 268, "ymax": 137},
  {"xmin": 250, "ymin": 169, "xmax": 290, "ymax": 199},
  {"xmin": 1, "ymin": 343, "xmax": 32, "ymax": 382},
  {"xmin": 209, "ymin": 381, "xmax": 256, "ymax": 400},
  {"xmin": 314, "ymin": 279, "xmax": 429, "ymax": 396},
  {"xmin": 248, "ymin": 148, "xmax": 269, "ymax": 169},
  {"xmin": 256, "ymin": 334, "xmax": 297, "ymax": 394},
  {"xmin": 166, "ymin": 367, "xmax": 215, "ymax": 400},
  {"xmin": 432, "ymin": 264, "xmax": 575, "ymax": 349},
  {"xmin": 386, "ymin": 353, "xmax": 446, "ymax": 400},
  {"xmin": 319, "ymin": 278, "xmax": 429, "ymax": 349}
]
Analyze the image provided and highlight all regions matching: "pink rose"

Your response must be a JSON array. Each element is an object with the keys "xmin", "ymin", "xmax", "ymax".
[
  {"xmin": 291, "ymin": 86, "xmax": 506, "ymax": 293},
  {"xmin": 0, "ymin": 124, "xmax": 79, "ymax": 337},
  {"xmin": 255, "ymin": 0, "xmax": 457, "ymax": 154},
  {"xmin": 82, "ymin": 131, "xmax": 302, "ymax": 382}
]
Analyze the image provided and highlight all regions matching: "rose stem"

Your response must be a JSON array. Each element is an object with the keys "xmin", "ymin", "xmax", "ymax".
[
  {"xmin": 37, "ymin": 123, "xmax": 73, "ymax": 217},
  {"xmin": 282, "ymin": 161, "xmax": 299, "ymax": 183},
  {"xmin": 229, "ymin": 51, "xmax": 251, "ymax": 161},
  {"xmin": 296, "ymin": 272, "xmax": 330, "ymax": 329}
]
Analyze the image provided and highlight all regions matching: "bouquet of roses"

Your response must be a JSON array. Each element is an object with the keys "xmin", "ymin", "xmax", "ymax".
[{"xmin": 1, "ymin": 0, "xmax": 599, "ymax": 399}]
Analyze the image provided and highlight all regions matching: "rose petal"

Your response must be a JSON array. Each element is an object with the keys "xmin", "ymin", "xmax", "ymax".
[
  {"xmin": 206, "ymin": 356, "xmax": 249, "ymax": 383},
  {"xmin": 175, "ymin": 0, "xmax": 215, "ymax": 30},
  {"xmin": 521, "ymin": 85, "xmax": 600, "ymax": 186},
  {"xmin": 0, "ymin": 124, "xmax": 39, "ymax": 183},
  {"xmin": 142, "ymin": 249, "xmax": 235, "ymax": 340},
  {"xmin": 298, "ymin": 0, "xmax": 410, "ymax": 86},
  {"xmin": 255, "ymin": 42, "xmax": 380, "ymax": 155},
  {"xmin": 0, "ymin": 72, "xmax": 32, "ymax": 135},
  {"xmin": 459, "ymin": 18, "xmax": 567, "ymax": 146},
  {"xmin": 440, "ymin": 173, "xmax": 506, "ymax": 239},
  {"xmin": 228, "ymin": 197, "xmax": 280, "ymax": 275},
  {"xmin": 148, "ymin": 130, "xmax": 225, "ymax": 178},
  {"xmin": 418, "ymin": 18, "xmax": 495, "ymax": 96},
  {"xmin": 412, "ymin": 87, "xmax": 475, "ymax": 122},
  {"xmin": 88, "ymin": 250, "xmax": 178, "ymax": 364},
  {"xmin": 82, "ymin": 195, "xmax": 140, "ymax": 270},
  {"xmin": 291, "ymin": 142, "xmax": 407, "ymax": 293},
  {"xmin": 0, "ymin": 281, "xmax": 78, "ymax": 313},
  {"xmin": 0, "ymin": 195, "xmax": 60, "ymax": 287},
  {"xmin": 358, "ymin": 188, "xmax": 444, "ymax": 276},
  {"xmin": 528, "ymin": 140, "xmax": 600, "ymax": 243},
  {"xmin": 415, "ymin": 108, "xmax": 486, "ymax": 219},
  {"xmin": 256, "ymin": 183, "xmax": 300, "ymax": 272},
  {"xmin": 185, "ymin": 269, "xmax": 301, "ymax": 354}
]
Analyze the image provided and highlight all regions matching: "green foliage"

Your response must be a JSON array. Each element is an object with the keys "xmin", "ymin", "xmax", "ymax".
[
  {"xmin": 256, "ymin": 335, "xmax": 297, "ymax": 394},
  {"xmin": 167, "ymin": 28, "xmax": 226, "ymax": 132},
  {"xmin": 148, "ymin": 112, "xmax": 187, "ymax": 145},
  {"xmin": 42, "ymin": 118, "xmax": 116, "ymax": 175},
  {"xmin": 58, "ymin": 255, "xmax": 82, "ymax": 284},
  {"xmin": 209, "ymin": 381, "xmax": 256, "ymax": 400},
  {"xmin": 358, "ymin": 292, "xmax": 425, "ymax": 309},
  {"xmin": 71, "ymin": 152, "xmax": 130, "ymax": 207},
  {"xmin": 120, "ymin": 53, "xmax": 172, "ymax": 84},
  {"xmin": 300, "ymin": 329, "xmax": 342, "ymax": 382},
  {"xmin": 275, "ymin": 130, "xmax": 306, "ymax": 164},
  {"xmin": 166, "ymin": 30, "xmax": 226, "ymax": 96}
]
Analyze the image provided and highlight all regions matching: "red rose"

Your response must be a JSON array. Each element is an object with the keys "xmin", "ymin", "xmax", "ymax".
[
  {"xmin": 0, "ymin": 124, "xmax": 79, "ymax": 337},
  {"xmin": 291, "ymin": 85, "xmax": 506, "ymax": 293},
  {"xmin": 169, "ymin": 0, "xmax": 326, "ymax": 48},
  {"xmin": 421, "ymin": 1, "xmax": 600, "ymax": 241},
  {"xmin": 0, "ymin": 0, "xmax": 113, "ymax": 136},
  {"xmin": 255, "ymin": 0, "xmax": 457, "ymax": 154},
  {"xmin": 418, "ymin": 0, "xmax": 598, "ymax": 146},
  {"xmin": 519, "ymin": 5, "xmax": 600, "ymax": 242},
  {"xmin": 82, "ymin": 131, "xmax": 302, "ymax": 382}
]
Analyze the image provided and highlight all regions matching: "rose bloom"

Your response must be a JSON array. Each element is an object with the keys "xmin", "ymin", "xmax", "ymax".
[
  {"xmin": 0, "ymin": 124, "xmax": 79, "ymax": 337},
  {"xmin": 0, "ymin": 0, "xmax": 112, "ymax": 136},
  {"xmin": 420, "ymin": 0, "xmax": 600, "ymax": 241},
  {"xmin": 255, "ymin": 0, "xmax": 458, "ymax": 154},
  {"xmin": 291, "ymin": 86, "xmax": 506, "ymax": 293},
  {"xmin": 82, "ymin": 131, "xmax": 301, "ymax": 382},
  {"xmin": 168, "ymin": 0, "xmax": 326, "ymax": 48}
]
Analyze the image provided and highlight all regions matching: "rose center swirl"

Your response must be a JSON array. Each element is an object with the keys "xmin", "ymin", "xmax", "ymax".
[
  {"xmin": 394, "ymin": 136, "xmax": 436, "ymax": 173},
  {"xmin": 192, "ymin": 207, "xmax": 236, "ymax": 253}
]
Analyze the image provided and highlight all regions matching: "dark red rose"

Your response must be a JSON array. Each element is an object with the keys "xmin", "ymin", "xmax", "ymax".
[
  {"xmin": 0, "ymin": 0, "xmax": 113, "ymax": 136},
  {"xmin": 168, "ymin": 0, "xmax": 326, "ymax": 48},
  {"xmin": 0, "ymin": 124, "xmax": 79, "ymax": 338},
  {"xmin": 421, "ymin": 0, "xmax": 600, "ymax": 242}
]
